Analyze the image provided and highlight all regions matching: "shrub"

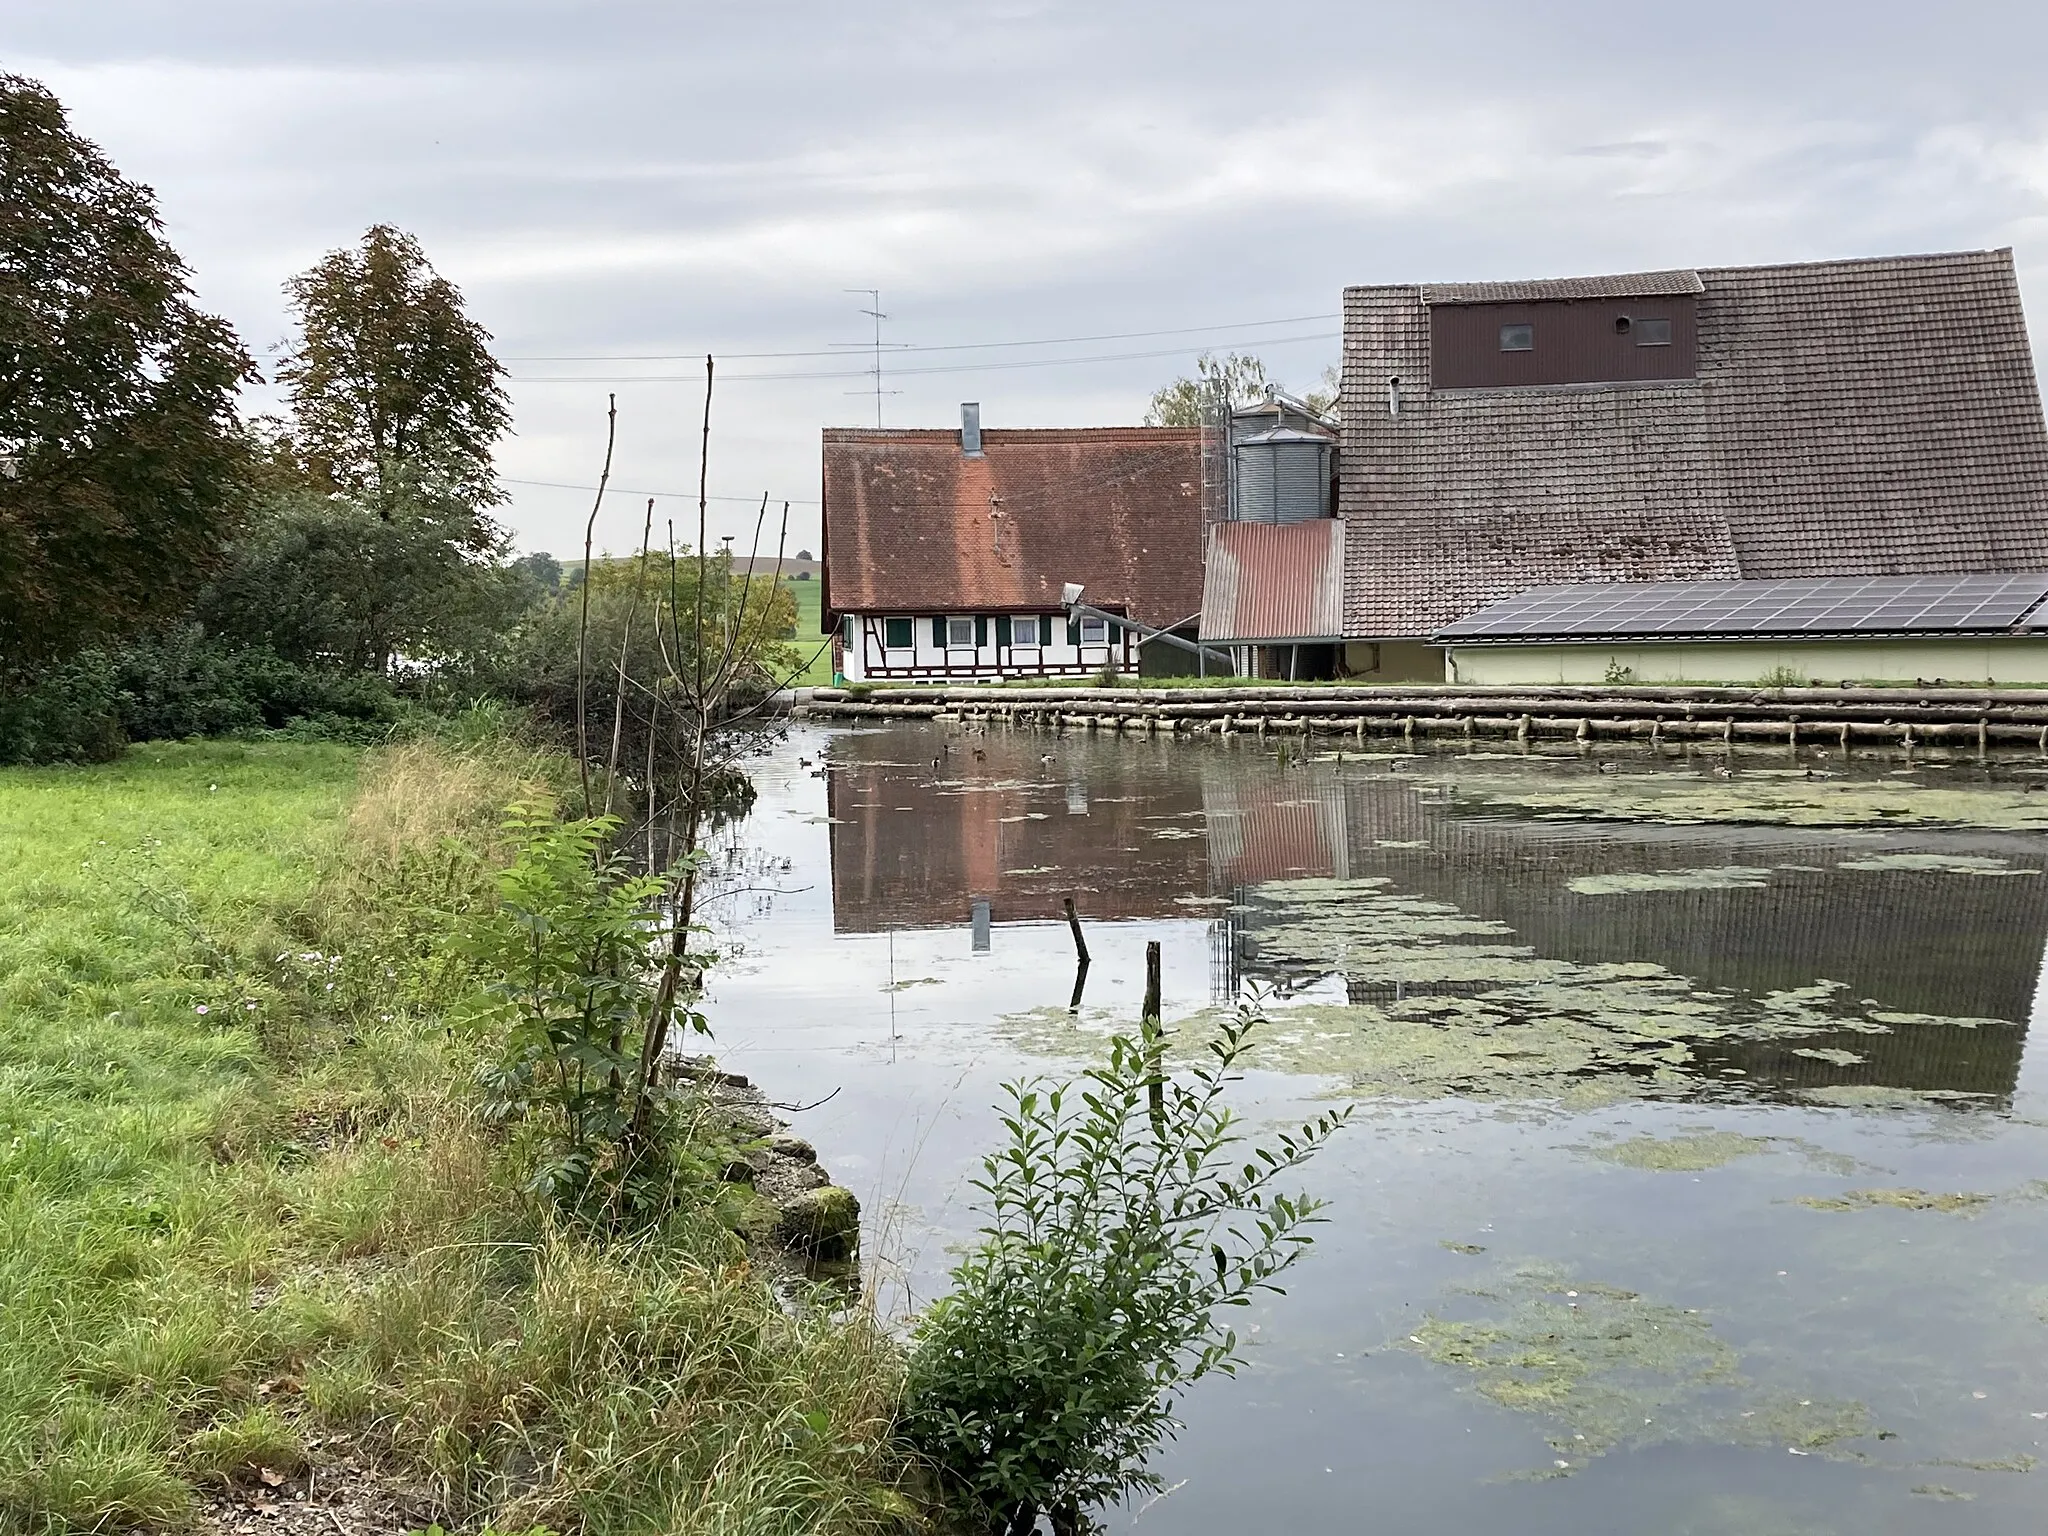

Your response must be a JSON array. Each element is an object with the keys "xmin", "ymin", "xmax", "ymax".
[
  {"xmin": 901, "ymin": 1005, "xmax": 1347, "ymax": 1535},
  {"xmin": 456, "ymin": 808, "xmax": 713, "ymax": 1225},
  {"xmin": 1757, "ymin": 663, "xmax": 1802, "ymax": 689}
]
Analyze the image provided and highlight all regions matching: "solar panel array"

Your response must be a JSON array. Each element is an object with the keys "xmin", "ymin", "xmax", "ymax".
[{"xmin": 1435, "ymin": 574, "xmax": 2048, "ymax": 643}]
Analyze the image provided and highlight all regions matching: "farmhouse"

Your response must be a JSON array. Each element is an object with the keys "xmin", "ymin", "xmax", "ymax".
[
  {"xmin": 820, "ymin": 411, "xmax": 1203, "ymax": 682},
  {"xmin": 1212, "ymin": 248, "xmax": 2048, "ymax": 684}
]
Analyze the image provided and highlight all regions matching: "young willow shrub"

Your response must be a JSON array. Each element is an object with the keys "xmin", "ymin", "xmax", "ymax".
[
  {"xmin": 902, "ymin": 1005, "xmax": 1348, "ymax": 1536},
  {"xmin": 457, "ymin": 805, "xmax": 712, "ymax": 1225}
]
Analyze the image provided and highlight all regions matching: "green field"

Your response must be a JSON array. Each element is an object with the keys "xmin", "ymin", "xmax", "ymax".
[
  {"xmin": 0, "ymin": 738, "xmax": 906, "ymax": 1532},
  {"xmin": 782, "ymin": 576, "xmax": 836, "ymax": 686}
]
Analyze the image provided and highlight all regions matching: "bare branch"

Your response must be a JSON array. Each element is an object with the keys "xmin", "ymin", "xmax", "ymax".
[{"xmin": 575, "ymin": 393, "xmax": 617, "ymax": 817}]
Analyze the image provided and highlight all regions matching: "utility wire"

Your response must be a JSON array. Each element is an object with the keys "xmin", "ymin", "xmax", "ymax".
[
  {"xmin": 502, "ymin": 312, "xmax": 1339, "ymax": 363},
  {"xmin": 508, "ymin": 331, "xmax": 1336, "ymax": 384}
]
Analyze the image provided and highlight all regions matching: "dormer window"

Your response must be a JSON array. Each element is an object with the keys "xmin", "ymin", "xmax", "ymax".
[
  {"xmin": 1500, "ymin": 323, "xmax": 1534, "ymax": 352},
  {"xmin": 1635, "ymin": 317, "xmax": 1673, "ymax": 346}
]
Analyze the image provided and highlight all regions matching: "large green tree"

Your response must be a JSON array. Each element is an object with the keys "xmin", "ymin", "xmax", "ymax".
[
  {"xmin": 278, "ymin": 224, "xmax": 511, "ymax": 511},
  {"xmin": 0, "ymin": 74, "xmax": 256, "ymax": 666}
]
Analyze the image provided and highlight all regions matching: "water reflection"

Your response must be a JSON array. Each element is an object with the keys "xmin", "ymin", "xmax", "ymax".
[
  {"xmin": 712, "ymin": 723, "xmax": 2048, "ymax": 1533},
  {"xmin": 821, "ymin": 727, "xmax": 2048, "ymax": 1104}
]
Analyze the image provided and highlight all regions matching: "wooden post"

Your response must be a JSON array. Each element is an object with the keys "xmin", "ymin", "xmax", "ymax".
[
  {"xmin": 1063, "ymin": 896, "xmax": 1089, "ymax": 967},
  {"xmin": 1142, "ymin": 940, "xmax": 1164, "ymax": 1134}
]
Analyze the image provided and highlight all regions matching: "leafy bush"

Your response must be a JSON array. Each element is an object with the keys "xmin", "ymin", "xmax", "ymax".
[
  {"xmin": 457, "ymin": 808, "xmax": 712, "ymax": 1225},
  {"xmin": 1602, "ymin": 657, "xmax": 1635, "ymax": 685},
  {"xmin": 1757, "ymin": 663, "xmax": 1802, "ymax": 689},
  {"xmin": 0, "ymin": 630, "xmax": 402, "ymax": 764},
  {"xmin": 901, "ymin": 1006, "xmax": 1347, "ymax": 1536}
]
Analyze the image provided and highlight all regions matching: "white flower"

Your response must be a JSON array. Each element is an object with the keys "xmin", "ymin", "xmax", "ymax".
[{"xmin": 194, "ymin": 1004, "xmax": 209, "ymax": 1015}]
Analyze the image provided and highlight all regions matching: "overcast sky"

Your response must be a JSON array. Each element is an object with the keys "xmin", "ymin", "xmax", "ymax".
[{"xmin": 12, "ymin": 1, "xmax": 2048, "ymax": 558}]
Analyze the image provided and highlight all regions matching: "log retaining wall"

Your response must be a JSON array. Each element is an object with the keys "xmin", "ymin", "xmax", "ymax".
[{"xmin": 790, "ymin": 684, "xmax": 2048, "ymax": 758}]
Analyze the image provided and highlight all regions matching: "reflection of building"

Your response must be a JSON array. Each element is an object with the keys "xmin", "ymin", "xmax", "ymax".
[
  {"xmin": 824, "ymin": 727, "xmax": 2048, "ymax": 1102},
  {"xmin": 1223, "ymin": 776, "xmax": 2048, "ymax": 1102},
  {"xmin": 825, "ymin": 730, "xmax": 1215, "ymax": 932}
]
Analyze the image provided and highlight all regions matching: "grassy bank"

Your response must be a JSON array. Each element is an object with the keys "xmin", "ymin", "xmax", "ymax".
[{"xmin": 0, "ymin": 738, "xmax": 914, "ymax": 1534}]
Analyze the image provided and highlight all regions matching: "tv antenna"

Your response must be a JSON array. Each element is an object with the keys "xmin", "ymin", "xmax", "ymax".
[{"xmin": 835, "ymin": 288, "xmax": 905, "ymax": 427}]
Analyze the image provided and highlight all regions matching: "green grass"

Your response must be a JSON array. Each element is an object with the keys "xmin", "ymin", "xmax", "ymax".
[
  {"xmin": 0, "ymin": 738, "xmax": 915, "ymax": 1534},
  {"xmin": 781, "ymin": 578, "xmax": 835, "ymax": 687}
]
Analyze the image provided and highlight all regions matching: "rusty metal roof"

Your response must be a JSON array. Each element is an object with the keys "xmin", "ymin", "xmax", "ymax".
[
  {"xmin": 1200, "ymin": 519, "xmax": 1345, "ymax": 643},
  {"xmin": 1421, "ymin": 270, "xmax": 1704, "ymax": 306}
]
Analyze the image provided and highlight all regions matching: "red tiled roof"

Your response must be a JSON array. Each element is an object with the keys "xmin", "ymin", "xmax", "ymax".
[
  {"xmin": 821, "ymin": 426, "xmax": 1203, "ymax": 627},
  {"xmin": 1201, "ymin": 519, "xmax": 1346, "ymax": 642}
]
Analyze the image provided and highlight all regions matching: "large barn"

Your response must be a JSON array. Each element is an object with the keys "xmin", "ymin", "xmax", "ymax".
[{"xmin": 1213, "ymin": 248, "xmax": 2048, "ymax": 684}]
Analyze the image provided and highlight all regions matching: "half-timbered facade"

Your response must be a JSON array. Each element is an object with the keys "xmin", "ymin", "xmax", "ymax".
[{"xmin": 821, "ymin": 414, "xmax": 1203, "ymax": 683}]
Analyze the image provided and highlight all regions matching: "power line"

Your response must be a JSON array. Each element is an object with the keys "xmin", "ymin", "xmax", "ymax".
[
  {"xmin": 503, "ymin": 476, "xmax": 821, "ymax": 506},
  {"xmin": 507, "ymin": 331, "xmax": 1337, "ymax": 385},
  {"xmin": 501, "ymin": 311, "xmax": 1338, "ymax": 363}
]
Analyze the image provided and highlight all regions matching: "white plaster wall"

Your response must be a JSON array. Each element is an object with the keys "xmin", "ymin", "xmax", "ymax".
[{"xmin": 1446, "ymin": 637, "xmax": 2048, "ymax": 687}]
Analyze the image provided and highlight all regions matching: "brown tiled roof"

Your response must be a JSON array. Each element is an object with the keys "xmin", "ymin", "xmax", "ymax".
[
  {"xmin": 1342, "ymin": 249, "xmax": 2048, "ymax": 636},
  {"xmin": 821, "ymin": 426, "xmax": 1203, "ymax": 628},
  {"xmin": 1421, "ymin": 269, "xmax": 1704, "ymax": 305},
  {"xmin": 1201, "ymin": 519, "xmax": 1346, "ymax": 642}
]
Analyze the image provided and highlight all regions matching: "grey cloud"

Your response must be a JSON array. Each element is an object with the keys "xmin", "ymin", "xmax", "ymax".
[{"xmin": 9, "ymin": 0, "xmax": 2048, "ymax": 559}]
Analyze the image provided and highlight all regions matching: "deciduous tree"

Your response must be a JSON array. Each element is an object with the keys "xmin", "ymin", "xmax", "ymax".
[
  {"xmin": 0, "ymin": 74, "xmax": 256, "ymax": 666},
  {"xmin": 278, "ymin": 224, "xmax": 511, "ymax": 512}
]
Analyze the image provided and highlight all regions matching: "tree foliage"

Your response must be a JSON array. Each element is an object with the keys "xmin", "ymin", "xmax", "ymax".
[
  {"xmin": 197, "ymin": 479, "xmax": 536, "ymax": 674},
  {"xmin": 279, "ymin": 224, "xmax": 511, "ymax": 509},
  {"xmin": 1142, "ymin": 352, "xmax": 1272, "ymax": 427},
  {"xmin": 0, "ymin": 74, "xmax": 256, "ymax": 666}
]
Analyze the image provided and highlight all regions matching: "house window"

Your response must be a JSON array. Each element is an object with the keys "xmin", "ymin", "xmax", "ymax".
[
  {"xmin": 946, "ymin": 616, "xmax": 976, "ymax": 648},
  {"xmin": 1634, "ymin": 317, "xmax": 1673, "ymax": 346},
  {"xmin": 1500, "ymin": 323, "xmax": 1534, "ymax": 352},
  {"xmin": 883, "ymin": 616, "xmax": 913, "ymax": 650},
  {"xmin": 1012, "ymin": 615, "xmax": 1040, "ymax": 646},
  {"xmin": 1079, "ymin": 616, "xmax": 1108, "ymax": 645}
]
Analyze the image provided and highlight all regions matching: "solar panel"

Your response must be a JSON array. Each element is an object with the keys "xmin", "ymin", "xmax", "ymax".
[{"xmin": 1435, "ymin": 573, "xmax": 2048, "ymax": 643}]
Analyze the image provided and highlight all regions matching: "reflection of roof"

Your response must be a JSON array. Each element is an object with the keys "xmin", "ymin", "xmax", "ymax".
[
  {"xmin": 1201, "ymin": 519, "xmax": 1346, "ymax": 643},
  {"xmin": 820, "ymin": 427, "xmax": 1203, "ymax": 627},
  {"xmin": 1343, "ymin": 250, "xmax": 2048, "ymax": 637},
  {"xmin": 1421, "ymin": 269, "xmax": 1705, "ymax": 305},
  {"xmin": 1438, "ymin": 572, "xmax": 2048, "ymax": 643}
]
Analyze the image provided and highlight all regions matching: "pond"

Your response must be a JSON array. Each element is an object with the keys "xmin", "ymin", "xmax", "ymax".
[{"xmin": 699, "ymin": 720, "xmax": 2048, "ymax": 1532}]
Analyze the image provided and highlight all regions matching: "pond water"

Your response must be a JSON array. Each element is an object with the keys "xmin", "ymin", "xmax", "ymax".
[{"xmin": 700, "ymin": 720, "xmax": 2048, "ymax": 1533}]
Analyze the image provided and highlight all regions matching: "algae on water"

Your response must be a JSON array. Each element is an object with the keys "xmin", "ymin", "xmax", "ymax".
[
  {"xmin": 1401, "ymin": 1263, "xmax": 1877, "ymax": 1470},
  {"xmin": 1568, "ymin": 867, "xmax": 1774, "ymax": 895},
  {"xmin": 1836, "ymin": 853, "xmax": 2038, "ymax": 875},
  {"xmin": 1424, "ymin": 767, "xmax": 2048, "ymax": 832},
  {"xmin": 1795, "ymin": 1187, "xmax": 1996, "ymax": 1214}
]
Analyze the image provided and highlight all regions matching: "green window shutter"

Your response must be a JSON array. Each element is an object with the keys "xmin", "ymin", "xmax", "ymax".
[
  {"xmin": 1109, "ymin": 621, "xmax": 1123, "ymax": 644},
  {"xmin": 995, "ymin": 615, "xmax": 1012, "ymax": 646},
  {"xmin": 1067, "ymin": 614, "xmax": 1081, "ymax": 646},
  {"xmin": 931, "ymin": 616, "xmax": 946, "ymax": 648},
  {"xmin": 883, "ymin": 616, "xmax": 911, "ymax": 649},
  {"xmin": 975, "ymin": 616, "xmax": 988, "ymax": 647}
]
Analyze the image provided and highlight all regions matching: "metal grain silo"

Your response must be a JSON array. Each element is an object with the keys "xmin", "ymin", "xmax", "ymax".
[{"xmin": 1234, "ymin": 427, "xmax": 1332, "ymax": 524}]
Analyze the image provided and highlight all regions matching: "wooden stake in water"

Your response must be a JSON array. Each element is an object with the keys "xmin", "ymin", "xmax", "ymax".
[
  {"xmin": 1142, "ymin": 939, "xmax": 1164, "ymax": 1135},
  {"xmin": 1064, "ymin": 896, "xmax": 1090, "ymax": 1012}
]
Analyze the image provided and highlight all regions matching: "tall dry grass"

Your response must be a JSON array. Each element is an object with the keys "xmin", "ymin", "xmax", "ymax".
[{"xmin": 0, "ymin": 735, "xmax": 923, "ymax": 1536}]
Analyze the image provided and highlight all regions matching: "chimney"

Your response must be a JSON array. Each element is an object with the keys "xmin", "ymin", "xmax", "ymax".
[{"xmin": 961, "ymin": 401, "xmax": 983, "ymax": 456}]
